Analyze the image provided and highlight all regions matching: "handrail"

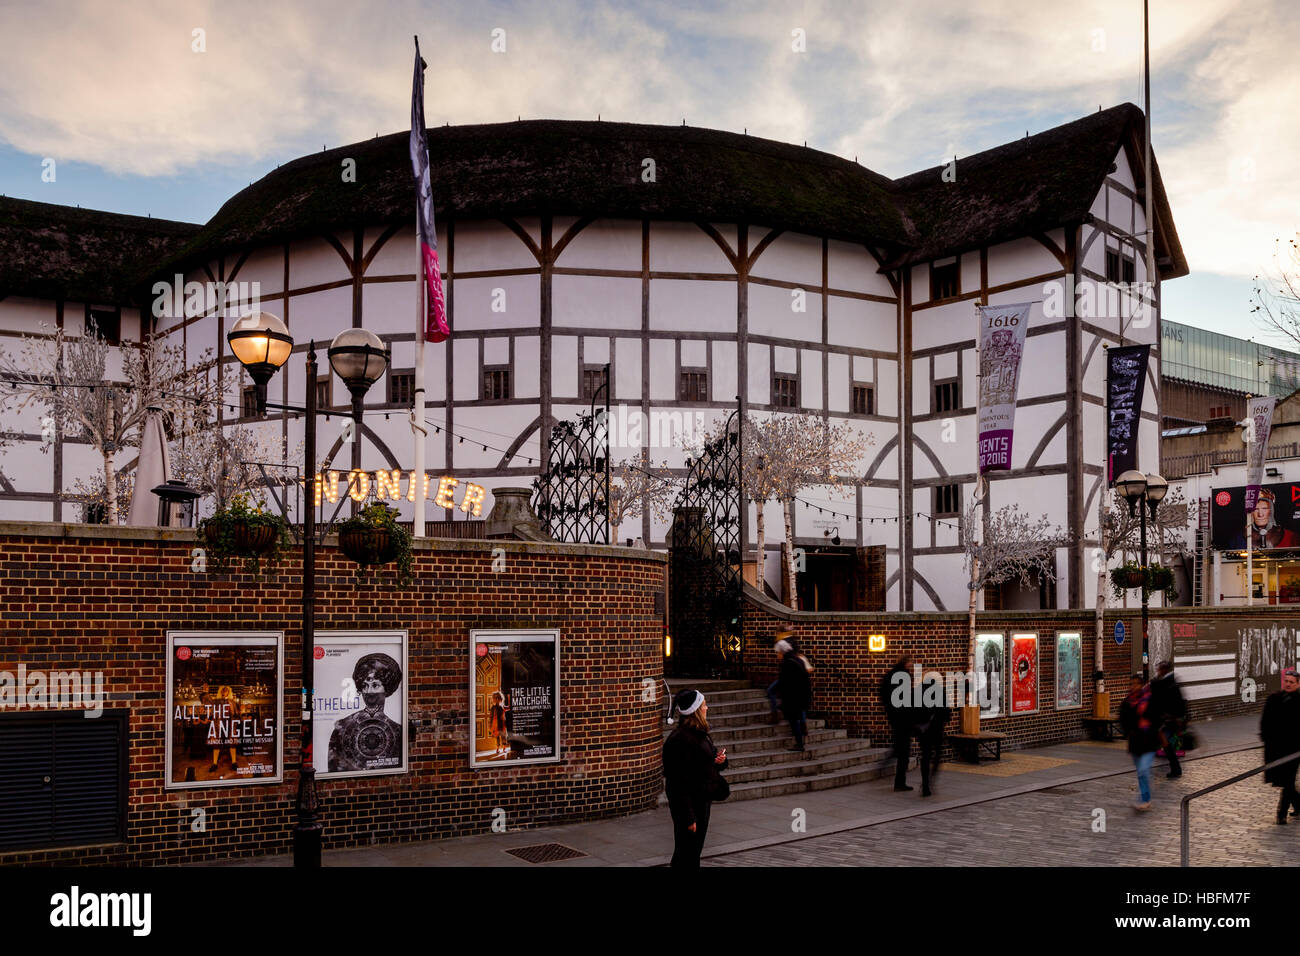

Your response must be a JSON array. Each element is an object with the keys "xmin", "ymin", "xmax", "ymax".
[{"xmin": 1180, "ymin": 745, "xmax": 1300, "ymax": 866}]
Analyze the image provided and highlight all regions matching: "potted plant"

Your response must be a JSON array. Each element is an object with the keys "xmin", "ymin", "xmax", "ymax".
[
  {"xmin": 197, "ymin": 493, "xmax": 290, "ymax": 577},
  {"xmin": 337, "ymin": 502, "xmax": 412, "ymax": 586},
  {"xmin": 1109, "ymin": 561, "xmax": 1148, "ymax": 599},
  {"xmin": 1146, "ymin": 563, "xmax": 1178, "ymax": 603}
]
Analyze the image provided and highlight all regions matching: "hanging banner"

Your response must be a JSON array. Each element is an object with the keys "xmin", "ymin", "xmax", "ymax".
[
  {"xmin": 410, "ymin": 37, "xmax": 449, "ymax": 343},
  {"xmin": 166, "ymin": 632, "xmax": 283, "ymax": 789},
  {"xmin": 470, "ymin": 629, "xmax": 560, "ymax": 767},
  {"xmin": 976, "ymin": 302, "xmax": 1033, "ymax": 473},
  {"xmin": 1010, "ymin": 632, "xmax": 1039, "ymax": 714},
  {"xmin": 315, "ymin": 631, "xmax": 409, "ymax": 779},
  {"xmin": 1244, "ymin": 396, "xmax": 1277, "ymax": 513},
  {"xmin": 1106, "ymin": 344, "xmax": 1150, "ymax": 483}
]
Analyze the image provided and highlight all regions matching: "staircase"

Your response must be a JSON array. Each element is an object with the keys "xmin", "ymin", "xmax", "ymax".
[{"xmin": 662, "ymin": 679, "xmax": 895, "ymax": 801}]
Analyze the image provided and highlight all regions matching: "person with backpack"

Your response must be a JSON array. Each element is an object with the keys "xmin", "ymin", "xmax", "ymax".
[
  {"xmin": 1151, "ymin": 660, "xmax": 1188, "ymax": 778},
  {"xmin": 774, "ymin": 638, "xmax": 813, "ymax": 752},
  {"xmin": 662, "ymin": 688, "xmax": 729, "ymax": 867},
  {"xmin": 1120, "ymin": 673, "xmax": 1162, "ymax": 810}
]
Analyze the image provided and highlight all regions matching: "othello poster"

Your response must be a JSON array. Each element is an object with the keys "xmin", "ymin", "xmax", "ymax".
[
  {"xmin": 470, "ymin": 629, "xmax": 560, "ymax": 768},
  {"xmin": 1010, "ymin": 633, "xmax": 1039, "ymax": 714},
  {"xmin": 315, "ymin": 631, "xmax": 408, "ymax": 779},
  {"xmin": 166, "ymin": 632, "xmax": 283, "ymax": 789}
]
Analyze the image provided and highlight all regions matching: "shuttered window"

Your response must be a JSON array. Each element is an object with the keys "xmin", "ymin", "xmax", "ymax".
[{"xmin": 0, "ymin": 711, "xmax": 126, "ymax": 851}]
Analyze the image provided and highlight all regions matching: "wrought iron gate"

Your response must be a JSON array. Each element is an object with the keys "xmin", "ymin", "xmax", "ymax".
[
  {"xmin": 668, "ymin": 408, "xmax": 744, "ymax": 678},
  {"xmin": 531, "ymin": 366, "xmax": 610, "ymax": 544}
]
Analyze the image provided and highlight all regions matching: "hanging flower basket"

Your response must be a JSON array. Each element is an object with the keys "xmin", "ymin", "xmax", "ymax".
[
  {"xmin": 197, "ymin": 493, "xmax": 290, "ymax": 578},
  {"xmin": 336, "ymin": 503, "xmax": 413, "ymax": 586}
]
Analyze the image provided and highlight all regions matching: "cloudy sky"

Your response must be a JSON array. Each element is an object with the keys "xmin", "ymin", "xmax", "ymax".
[{"xmin": 0, "ymin": 0, "xmax": 1295, "ymax": 343}]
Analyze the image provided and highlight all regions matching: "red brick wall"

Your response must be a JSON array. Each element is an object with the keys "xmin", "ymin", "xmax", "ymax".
[
  {"xmin": 742, "ymin": 592, "xmax": 1285, "ymax": 751},
  {"xmin": 0, "ymin": 524, "xmax": 666, "ymax": 865}
]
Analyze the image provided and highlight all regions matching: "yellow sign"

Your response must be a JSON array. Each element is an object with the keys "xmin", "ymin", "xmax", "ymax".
[
  {"xmin": 313, "ymin": 470, "xmax": 485, "ymax": 516},
  {"xmin": 868, "ymin": 634, "xmax": 887, "ymax": 653}
]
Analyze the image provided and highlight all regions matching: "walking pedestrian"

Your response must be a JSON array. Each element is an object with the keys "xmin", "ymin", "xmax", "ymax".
[
  {"xmin": 1261, "ymin": 666, "xmax": 1300, "ymax": 825},
  {"xmin": 765, "ymin": 629, "xmax": 794, "ymax": 724},
  {"xmin": 662, "ymin": 688, "xmax": 729, "ymax": 867},
  {"xmin": 880, "ymin": 654, "xmax": 916, "ymax": 791},
  {"xmin": 916, "ymin": 671, "xmax": 949, "ymax": 798},
  {"xmin": 774, "ymin": 638, "xmax": 812, "ymax": 752},
  {"xmin": 1151, "ymin": 660, "xmax": 1187, "ymax": 778},
  {"xmin": 1119, "ymin": 673, "xmax": 1161, "ymax": 810}
]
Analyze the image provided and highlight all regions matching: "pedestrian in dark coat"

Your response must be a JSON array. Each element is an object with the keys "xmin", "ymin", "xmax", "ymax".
[
  {"xmin": 1262, "ymin": 666, "xmax": 1300, "ymax": 825},
  {"xmin": 662, "ymin": 688, "xmax": 729, "ymax": 867},
  {"xmin": 1120, "ymin": 673, "xmax": 1162, "ymax": 810},
  {"xmin": 880, "ymin": 654, "xmax": 916, "ymax": 791},
  {"xmin": 915, "ymin": 671, "xmax": 950, "ymax": 798},
  {"xmin": 1151, "ymin": 660, "xmax": 1188, "ymax": 778},
  {"xmin": 775, "ymin": 638, "xmax": 813, "ymax": 751}
]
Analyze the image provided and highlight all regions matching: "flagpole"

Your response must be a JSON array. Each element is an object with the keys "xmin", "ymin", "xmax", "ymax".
[
  {"xmin": 1144, "ymin": 0, "xmax": 1156, "ymax": 320},
  {"xmin": 413, "ymin": 207, "xmax": 427, "ymax": 539}
]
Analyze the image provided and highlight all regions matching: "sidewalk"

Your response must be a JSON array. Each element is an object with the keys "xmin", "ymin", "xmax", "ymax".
[{"xmin": 215, "ymin": 714, "xmax": 1263, "ymax": 867}]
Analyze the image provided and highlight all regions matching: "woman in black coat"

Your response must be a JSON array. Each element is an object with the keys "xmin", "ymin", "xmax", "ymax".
[
  {"xmin": 1262, "ymin": 667, "xmax": 1300, "ymax": 824},
  {"xmin": 662, "ymin": 688, "xmax": 729, "ymax": 868},
  {"xmin": 775, "ymin": 639, "xmax": 813, "ymax": 751}
]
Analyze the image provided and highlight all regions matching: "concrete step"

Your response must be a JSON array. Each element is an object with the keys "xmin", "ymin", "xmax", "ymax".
[
  {"xmin": 700, "ymin": 707, "xmax": 778, "ymax": 729},
  {"xmin": 722, "ymin": 737, "xmax": 874, "ymax": 768},
  {"xmin": 666, "ymin": 679, "xmax": 752, "ymax": 693},
  {"xmin": 664, "ymin": 687, "xmax": 768, "ymax": 706},
  {"xmin": 725, "ymin": 760, "xmax": 896, "ymax": 801},
  {"xmin": 705, "ymin": 718, "xmax": 826, "ymax": 742},
  {"xmin": 724, "ymin": 746, "xmax": 893, "ymax": 785}
]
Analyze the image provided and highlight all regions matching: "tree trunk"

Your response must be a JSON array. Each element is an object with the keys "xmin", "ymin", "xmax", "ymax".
[
  {"xmin": 966, "ymin": 551, "xmax": 980, "ymax": 708},
  {"xmin": 1095, "ymin": 489, "xmax": 1108, "ymax": 701},
  {"xmin": 103, "ymin": 399, "xmax": 117, "ymax": 525},
  {"xmin": 755, "ymin": 499, "xmax": 766, "ymax": 593},
  {"xmin": 782, "ymin": 497, "xmax": 796, "ymax": 608}
]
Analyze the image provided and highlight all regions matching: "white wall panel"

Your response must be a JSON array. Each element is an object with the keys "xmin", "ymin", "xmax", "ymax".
[
  {"xmin": 454, "ymin": 220, "xmax": 538, "ymax": 271},
  {"xmin": 454, "ymin": 338, "xmax": 479, "ymax": 401},
  {"xmin": 554, "ymin": 218, "xmax": 641, "ymax": 270},
  {"xmin": 828, "ymin": 353, "xmax": 850, "ymax": 412},
  {"xmin": 649, "ymin": 339, "xmax": 675, "ymax": 401},
  {"xmin": 288, "ymin": 237, "xmax": 352, "ymax": 290},
  {"xmin": 712, "ymin": 341, "xmax": 737, "ymax": 403},
  {"xmin": 552, "ymin": 336, "xmax": 579, "ymax": 399},
  {"xmin": 748, "ymin": 343, "xmax": 769, "ymax": 405},
  {"xmin": 554, "ymin": 275, "xmax": 640, "ymax": 330},
  {"xmin": 649, "ymin": 222, "xmax": 734, "ymax": 273},
  {"xmin": 827, "ymin": 240, "xmax": 891, "ymax": 296},
  {"xmin": 614, "ymin": 338, "xmax": 640, "ymax": 401},
  {"xmin": 749, "ymin": 231, "xmax": 821, "ymax": 285},
  {"xmin": 749, "ymin": 283, "xmax": 820, "ymax": 341},
  {"xmin": 513, "ymin": 335, "xmax": 540, "ymax": 399},
  {"xmin": 828, "ymin": 296, "xmax": 894, "ymax": 350},
  {"xmin": 455, "ymin": 275, "xmax": 540, "ymax": 331},
  {"xmin": 987, "ymin": 236, "xmax": 1061, "ymax": 288},
  {"xmin": 800, "ymin": 349, "xmax": 823, "ymax": 410},
  {"xmin": 649, "ymin": 279, "xmax": 736, "ymax": 332}
]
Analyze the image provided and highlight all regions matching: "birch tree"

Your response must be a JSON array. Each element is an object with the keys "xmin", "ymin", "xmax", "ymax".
[
  {"xmin": 608, "ymin": 452, "xmax": 676, "ymax": 543},
  {"xmin": 0, "ymin": 318, "xmax": 216, "ymax": 524}
]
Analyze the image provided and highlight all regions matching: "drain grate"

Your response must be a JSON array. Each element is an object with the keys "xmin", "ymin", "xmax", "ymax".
[{"xmin": 504, "ymin": 843, "xmax": 588, "ymax": 864}]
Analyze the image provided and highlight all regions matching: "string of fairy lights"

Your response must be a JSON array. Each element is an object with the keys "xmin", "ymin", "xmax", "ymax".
[{"xmin": 7, "ymin": 377, "xmax": 964, "ymax": 530}]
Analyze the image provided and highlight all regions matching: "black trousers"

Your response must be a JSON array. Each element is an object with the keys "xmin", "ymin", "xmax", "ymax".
[
  {"xmin": 1278, "ymin": 772, "xmax": 1300, "ymax": 819},
  {"xmin": 670, "ymin": 801, "xmax": 711, "ymax": 868},
  {"xmin": 1161, "ymin": 722, "xmax": 1182, "ymax": 775},
  {"xmin": 919, "ymin": 734, "xmax": 941, "ymax": 792},
  {"xmin": 892, "ymin": 727, "xmax": 913, "ymax": 787}
]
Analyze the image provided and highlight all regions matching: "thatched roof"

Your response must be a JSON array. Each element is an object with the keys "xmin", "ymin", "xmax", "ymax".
[
  {"xmin": 0, "ymin": 103, "xmax": 1187, "ymax": 306},
  {"xmin": 0, "ymin": 197, "xmax": 198, "ymax": 304}
]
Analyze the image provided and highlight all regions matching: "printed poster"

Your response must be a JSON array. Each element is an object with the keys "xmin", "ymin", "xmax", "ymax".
[
  {"xmin": 1010, "ymin": 632, "xmax": 1039, "ymax": 714},
  {"xmin": 1244, "ymin": 396, "xmax": 1278, "ymax": 513},
  {"xmin": 1210, "ymin": 482, "xmax": 1300, "ymax": 551},
  {"xmin": 470, "ymin": 629, "xmax": 560, "ymax": 768},
  {"xmin": 1055, "ymin": 632, "xmax": 1082, "ymax": 711},
  {"xmin": 977, "ymin": 303, "xmax": 1033, "ymax": 473},
  {"xmin": 315, "ymin": 631, "xmax": 408, "ymax": 779},
  {"xmin": 166, "ymin": 631, "xmax": 283, "ymax": 789},
  {"xmin": 1106, "ymin": 344, "xmax": 1150, "ymax": 482},
  {"xmin": 975, "ymin": 632, "xmax": 1004, "ymax": 719}
]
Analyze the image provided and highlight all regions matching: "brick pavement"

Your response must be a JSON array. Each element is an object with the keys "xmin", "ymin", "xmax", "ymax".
[{"xmin": 708, "ymin": 749, "xmax": 1297, "ymax": 867}]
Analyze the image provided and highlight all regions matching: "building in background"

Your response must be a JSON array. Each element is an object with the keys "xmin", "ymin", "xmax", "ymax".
[{"xmin": 1161, "ymin": 321, "xmax": 1300, "ymax": 430}]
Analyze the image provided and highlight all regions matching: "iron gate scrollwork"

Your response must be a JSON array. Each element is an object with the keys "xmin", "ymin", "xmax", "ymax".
[
  {"xmin": 531, "ymin": 365, "xmax": 610, "ymax": 544},
  {"xmin": 669, "ymin": 408, "xmax": 744, "ymax": 678}
]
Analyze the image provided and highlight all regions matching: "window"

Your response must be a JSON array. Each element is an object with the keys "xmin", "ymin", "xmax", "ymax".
[
  {"xmin": 931, "ymin": 260, "xmax": 959, "ymax": 300},
  {"xmin": 852, "ymin": 384, "xmax": 874, "ymax": 415},
  {"xmin": 1122, "ymin": 256, "xmax": 1136, "ymax": 284},
  {"xmin": 389, "ymin": 371, "xmax": 415, "ymax": 406},
  {"xmin": 933, "ymin": 379, "xmax": 960, "ymax": 413},
  {"xmin": 679, "ymin": 368, "xmax": 707, "ymax": 402},
  {"xmin": 484, "ymin": 367, "xmax": 511, "ymax": 401},
  {"xmin": 87, "ymin": 307, "xmax": 121, "ymax": 346},
  {"xmin": 1106, "ymin": 249, "xmax": 1136, "ymax": 284},
  {"xmin": 316, "ymin": 377, "xmax": 332, "ymax": 411},
  {"xmin": 582, "ymin": 366, "xmax": 607, "ymax": 403},
  {"xmin": 773, "ymin": 374, "xmax": 798, "ymax": 408},
  {"xmin": 241, "ymin": 385, "xmax": 259, "ymax": 419},
  {"xmin": 933, "ymin": 483, "xmax": 960, "ymax": 516}
]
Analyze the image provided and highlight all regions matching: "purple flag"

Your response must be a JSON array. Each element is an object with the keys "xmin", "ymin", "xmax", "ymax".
[{"xmin": 411, "ymin": 37, "xmax": 448, "ymax": 343}]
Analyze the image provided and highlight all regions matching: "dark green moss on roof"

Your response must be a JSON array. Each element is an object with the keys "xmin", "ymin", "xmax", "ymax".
[{"xmin": 0, "ymin": 197, "xmax": 199, "ymax": 305}]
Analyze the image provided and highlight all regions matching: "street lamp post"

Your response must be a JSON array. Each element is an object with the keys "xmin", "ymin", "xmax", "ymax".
[
  {"xmin": 227, "ymin": 312, "xmax": 388, "ymax": 867},
  {"xmin": 1116, "ymin": 470, "xmax": 1168, "ymax": 683}
]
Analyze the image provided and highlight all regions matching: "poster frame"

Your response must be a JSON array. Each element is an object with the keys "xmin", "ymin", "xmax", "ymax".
[
  {"xmin": 165, "ymin": 630, "xmax": 284, "ymax": 790},
  {"xmin": 1010, "ymin": 631, "xmax": 1040, "ymax": 716},
  {"xmin": 975, "ymin": 631, "xmax": 1005, "ymax": 720},
  {"xmin": 1054, "ymin": 631, "xmax": 1083, "ymax": 712},
  {"xmin": 315, "ymin": 630, "xmax": 409, "ymax": 780},
  {"xmin": 468, "ymin": 628, "xmax": 561, "ymax": 769}
]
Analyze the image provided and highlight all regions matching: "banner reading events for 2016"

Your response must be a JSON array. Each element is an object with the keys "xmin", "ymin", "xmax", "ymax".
[
  {"xmin": 1010, "ymin": 632, "xmax": 1039, "ymax": 714},
  {"xmin": 470, "ymin": 629, "xmax": 560, "ymax": 768},
  {"xmin": 1244, "ymin": 395, "xmax": 1278, "ymax": 513},
  {"xmin": 1106, "ymin": 344, "xmax": 1150, "ymax": 483},
  {"xmin": 977, "ymin": 303, "xmax": 1033, "ymax": 473},
  {"xmin": 1055, "ymin": 632, "xmax": 1082, "ymax": 711},
  {"xmin": 166, "ymin": 632, "xmax": 283, "ymax": 789},
  {"xmin": 314, "ymin": 631, "xmax": 408, "ymax": 779}
]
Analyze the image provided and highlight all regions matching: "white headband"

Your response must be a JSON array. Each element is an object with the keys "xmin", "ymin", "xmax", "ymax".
[
  {"xmin": 774, "ymin": 639, "xmax": 792, "ymax": 654},
  {"xmin": 678, "ymin": 691, "xmax": 704, "ymax": 715}
]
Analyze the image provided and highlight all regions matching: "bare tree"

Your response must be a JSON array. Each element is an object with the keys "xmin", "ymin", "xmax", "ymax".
[
  {"xmin": 963, "ymin": 489, "xmax": 1069, "ymax": 704},
  {"xmin": 608, "ymin": 451, "xmax": 676, "ymax": 543},
  {"xmin": 1253, "ymin": 234, "xmax": 1300, "ymax": 349},
  {"xmin": 0, "ymin": 318, "xmax": 216, "ymax": 524}
]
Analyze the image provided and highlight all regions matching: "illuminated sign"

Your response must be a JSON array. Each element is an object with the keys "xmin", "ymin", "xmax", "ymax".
[
  {"xmin": 312, "ymin": 469, "xmax": 486, "ymax": 516},
  {"xmin": 868, "ymin": 634, "xmax": 887, "ymax": 653}
]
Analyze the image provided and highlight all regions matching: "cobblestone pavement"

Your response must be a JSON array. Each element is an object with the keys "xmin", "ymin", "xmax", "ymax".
[{"xmin": 709, "ymin": 749, "xmax": 1299, "ymax": 867}]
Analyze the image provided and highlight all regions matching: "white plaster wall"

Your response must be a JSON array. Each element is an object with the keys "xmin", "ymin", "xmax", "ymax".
[
  {"xmin": 749, "ymin": 283, "xmax": 821, "ymax": 342},
  {"xmin": 748, "ymin": 343, "xmax": 769, "ymax": 405},
  {"xmin": 749, "ymin": 231, "xmax": 821, "ymax": 285},
  {"xmin": 650, "ymin": 339, "xmax": 675, "ymax": 402},
  {"xmin": 288, "ymin": 237, "xmax": 351, "ymax": 289},
  {"xmin": 454, "ymin": 220, "xmax": 538, "ymax": 271},
  {"xmin": 362, "ymin": 225, "xmax": 417, "ymax": 277},
  {"xmin": 514, "ymin": 335, "xmax": 540, "ymax": 399},
  {"xmin": 553, "ymin": 275, "xmax": 640, "ymax": 330},
  {"xmin": 649, "ymin": 279, "xmax": 736, "ymax": 333},
  {"xmin": 711, "ymin": 341, "xmax": 736, "ymax": 403},
  {"xmin": 1018, "ymin": 332, "xmax": 1067, "ymax": 400},
  {"xmin": 828, "ymin": 296, "xmax": 894, "ymax": 350},
  {"xmin": 551, "ymin": 336, "xmax": 579, "ymax": 399},
  {"xmin": 986, "ymin": 236, "xmax": 1061, "ymax": 288},
  {"xmin": 230, "ymin": 244, "xmax": 285, "ymax": 297},
  {"xmin": 800, "ymin": 349, "xmax": 823, "ymax": 409},
  {"xmin": 454, "ymin": 275, "xmax": 540, "ymax": 332},
  {"xmin": 554, "ymin": 218, "xmax": 641, "ymax": 271},
  {"xmin": 0, "ymin": 297, "xmax": 59, "ymax": 333},
  {"xmin": 614, "ymin": 338, "xmax": 641, "ymax": 401},
  {"xmin": 649, "ymin": 222, "xmax": 734, "ymax": 273},
  {"xmin": 876, "ymin": 360, "xmax": 898, "ymax": 418},
  {"xmin": 912, "ymin": 299, "xmax": 977, "ymax": 350},
  {"xmin": 827, "ymin": 240, "xmax": 892, "ymax": 297},
  {"xmin": 828, "ymin": 353, "xmax": 850, "ymax": 412}
]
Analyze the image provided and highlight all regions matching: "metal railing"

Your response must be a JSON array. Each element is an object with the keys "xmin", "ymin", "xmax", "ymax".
[
  {"xmin": 1163, "ymin": 442, "xmax": 1300, "ymax": 480},
  {"xmin": 1180, "ymin": 746, "xmax": 1300, "ymax": 866}
]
